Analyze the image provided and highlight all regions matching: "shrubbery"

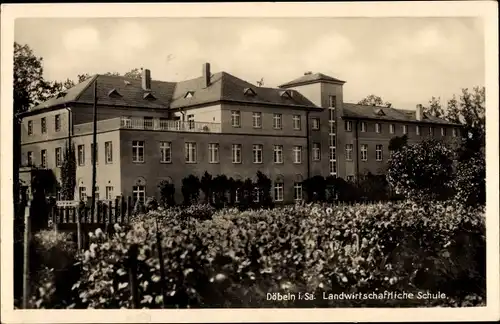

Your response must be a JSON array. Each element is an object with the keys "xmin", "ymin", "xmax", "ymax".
[{"xmin": 30, "ymin": 201, "xmax": 485, "ymax": 308}]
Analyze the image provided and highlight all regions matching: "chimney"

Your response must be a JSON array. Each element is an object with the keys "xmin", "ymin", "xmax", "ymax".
[
  {"xmin": 416, "ymin": 104, "xmax": 423, "ymax": 121},
  {"xmin": 142, "ymin": 69, "xmax": 151, "ymax": 91},
  {"xmin": 202, "ymin": 63, "xmax": 211, "ymax": 88},
  {"xmin": 304, "ymin": 71, "xmax": 312, "ymax": 75}
]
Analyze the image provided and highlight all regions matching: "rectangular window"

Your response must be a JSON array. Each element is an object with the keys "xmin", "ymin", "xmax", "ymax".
[
  {"xmin": 329, "ymin": 147, "xmax": 336, "ymax": 161},
  {"xmin": 79, "ymin": 187, "xmax": 87, "ymax": 202},
  {"xmin": 105, "ymin": 141, "xmax": 113, "ymax": 164},
  {"xmin": 329, "ymin": 108, "xmax": 335, "ymax": 121},
  {"xmin": 55, "ymin": 147, "xmax": 62, "ymax": 167},
  {"xmin": 132, "ymin": 141, "xmax": 144, "ymax": 163},
  {"xmin": 252, "ymin": 112, "xmax": 262, "ymax": 128},
  {"xmin": 329, "ymin": 95, "xmax": 336, "ymax": 108},
  {"xmin": 41, "ymin": 149, "xmax": 47, "ymax": 168},
  {"xmin": 375, "ymin": 123, "xmax": 381, "ymax": 133},
  {"xmin": 441, "ymin": 127, "xmax": 446, "ymax": 136},
  {"xmin": 403, "ymin": 125, "xmax": 408, "ymax": 135},
  {"xmin": 91, "ymin": 142, "xmax": 98, "ymax": 164},
  {"xmin": 78, "ymin": 145, "xmax": 85, "ymax": 166},
  {"xmin": 41, "ymin": 117, "xmax": 47, "ymax": 134},
  {"xmin": 160, "ymin": 142, "xmax": 172, "ymax": 163},
  {"xmin": 329, "ymin": 160, "xmax": 337, "ymax": 175},
  {"xmin": 429, "ymin": 126, "xmax": 434, "ymax": 136},
  {"xmin": 293, "ymin": 115, "xmax": 301, "ymax": 130},
  {"xmin": 312, "ymin": 143, "xmax": 321, "ymax": 161},
  {"xmin": 329, "ymin": 134, "xmax": 336, "ymax": 147},
  {"xmin": 253, "ymin": 144, "xmax": 263, "ymax": 164},
  {"xmin": 329, "ymin": 121, "xmax": 335, "ymax": 134},
  {"xmin": 273, "ymin": 113, "xmax": 282, "ymax": 130},
  {"xmin": 452, "ymin": 128, "xmax": 457, "ymax": 137},
  {"xmin": 232, "ymin": 144, "xmax": 242, "ymax": 163},
  {"xmin": 361, "ymin": 144, "xmax": 368, "ymax": 161},
  {"xmin": 105, "ymin": 186, "xmax": 114, "ymax": 200},
  {"xmin": 274, "ymin": 145, "xmax": 283, "ymax": 163},
  {"xmin": 293, "ymin": 146, "xmax": 302, "ymax": 164},
  {"xmin": 376, "ymin": 144, "xmax": 383, "ymax": 161},
  {"xmin": 144, "ymin": 117, "xmax": 154, "ymax": 129},
  {"xmin": 345, "ymin": 120, "xmax": 352, "ymax": 132},
  {"xmin": 55, "ymin": 114, "xmax": 61, "ymax": 132},
  {"xmin": 94, "ymin": 186, "xmax": 100, "ymax": 201},
  {"xmin": 360, "ymin": 122, "xmax": 367, "ymax": 132},
  {"xmin": 208, "ymin": 143, "xmax": 219, "ymax": 163},
  {"xmin": 28, "ymin": 121, "xmax": 33, "ymax": 136},
  {"xmin": 345, "ymin": 144, "xmax": 353, "ymax": 161},
  {"xmin": 132, "ymin": 185, "xmax": 145, "ymax": 203},
  {"xmin": 185, "ymin": 142, "xmax": 197, "ymax": 163},
  {"xmin": 294, "ymin": 182, "xmax": 303, "ymax": 201},
  {"xmin": 27, "ymin": 151, "xmax": 33, "ymax": 166},
  {"xmin": 274, "ymin": 182, "xmax": 284, "ymax": 202},
  {"xmin": 389, "ymin": 124, "xmax": 395, "ymax": 134},
  {"xmin": 231, "ymin": 111, "xmax": 241, "ymax": 127},
  {"xmin": 312, "ymin": 118, "xmax": 320, "ymax": 130},
  {"xmin": 416, "ymin": 125, "xmax": 421, "ymax": 136},
  {"xmin": 187, "ymin": 115, "xmax": 195, "ymax": 130}
]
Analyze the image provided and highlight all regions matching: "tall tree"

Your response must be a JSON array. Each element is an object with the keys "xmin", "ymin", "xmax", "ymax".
[
  {"xmin": 358, "ymin": 94, "xmax": 392, "ymax": 107},
  {"xmin": 423, "ymin": 96, "xmax": 445, "ymax": 118}
]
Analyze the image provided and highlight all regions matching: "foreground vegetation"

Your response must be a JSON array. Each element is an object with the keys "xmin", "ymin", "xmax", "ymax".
[{"xmin": 23, "ymin": 200, "xmax": 485, "ymax": 309}]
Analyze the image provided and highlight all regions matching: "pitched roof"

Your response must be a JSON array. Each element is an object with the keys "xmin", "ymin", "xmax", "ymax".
[
  {"xmin": 30, "ymin": 71, "xmax": 318, "ymax": 113},
  {"xmin": 342, "ymin": 103, "xmax": 459, "ymax": 125},
  {"xmin": 279, "ymin": 72, "xmax": 346, "ymax": 88}
]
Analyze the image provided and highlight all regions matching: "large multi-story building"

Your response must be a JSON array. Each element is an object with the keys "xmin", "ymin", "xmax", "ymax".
[{"xmin": 18, "ymin": 63, "xmax": 461, "ymax": 203}]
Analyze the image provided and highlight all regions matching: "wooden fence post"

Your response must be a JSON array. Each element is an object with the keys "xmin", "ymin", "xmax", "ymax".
[
  {"xmin": 76, "ymin": 206, "xmax": 82, "ymax": 251},
  {"xmin": 127, "ymin": 244, "xmax": 139, "ymax": 309},
  {"xmin": 22, "ymin": 199, "xmax": 31, "ymax": 309},
  {"xmin": 114, "ymin": 198, "xmax": 119, "ymax": 224},
  {"xmin": 120, "ymin": 196, "xmax": 126, "ymax": 223}
]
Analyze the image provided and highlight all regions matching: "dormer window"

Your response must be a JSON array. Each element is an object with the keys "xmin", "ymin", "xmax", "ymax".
[
  {"xmin": 375, "ymin": 108, "xmax": 385, "ymax": 116},
  {"xmin": 108, "ymin": 88, "xmax": 122, "ymax": 97},
  {"xmin": 185, "ymin": 91, "xmax": 195, "ymax": 99},
  {"xmin": 280, "ymin": 90, "xmax": 292, "ymax": 99},
  {"xmin": 244, "ymin": 88, "xmax": 257, "ymax": 96},
  {"xmin": 143, "ymin": 92, "xmax": 156, "ymax": 100}
]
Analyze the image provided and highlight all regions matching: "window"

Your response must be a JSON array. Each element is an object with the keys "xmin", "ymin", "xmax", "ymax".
[
  {"xmin": 133, "ymin": 185, "xmax": 146, "ymax": 203},
  {"xmin": 360, "ymin": 144, "xmax": 368, "ymax": 161},
  {"xmin": 252, "ymin": 112, "xmax": 262, "ymax": 128},
  {"xmin": 91, "ymin": 143, "xmax": 98, "ymax": 164},
  {"xmin": 231, "ymin": 111, "xmax": 241, "ymax": 127},
  {"xmin": 403, "ymin": 125, "xmax": 408, "ymax": 135},
  {"xmin": 78, "ymin": 145, "xmax": 85, "ymax": 166},
  {"xmin": 55, "ymin": 114, "xmax": 61, "ymax": 132},
  {"xmin": 452, "ymin": 128, "xmax": 457, "ymax": 137},
  {"xmin": 416, "ymin": 125, "xmax": 421, "ymax": 136},
  {"xmin": 293, "ymin": 146, "xmax": 302, "ymax": 164},
  {"xmin": 55, "ymin": 147, "xmax": 62, "ymax": 167},
  {"xmin": 187, "ymin": 115, "xmax": 194, "ymax": 130},
  {"xmin": 253, "ymin": 144, "xmax": 263, "ymax": 164},
  {"xmin": 293, "ymin": 115, "xmax": 301, "ymax": 130},
  {"xmin": 329, "ymin": 95, "xmax": 336, "ymax": 108},
  {"xmin": 106, "ymin": 186, "xmax": 114, "ymax": 200},
  {"xmin": 441, "ymin": 127, "xmax": 446, "ymax": 136},
  {"xmin": 294, "ymin": 182, "xmax": 303, "ymax": 201},
  {"xmin": 274, "ymin": 145, "xmax": 283, "ymax": 163},
  {"xmin": 345, "ymin": 144, "xmax": 353, "ymax": 161},
  {"xmin": 235, "ymin": 189, "xmax": 240, "ymax": 203},
  {"xmin": 208, "ymin": 143, "xmax": 219, "ymax": 163},
  {"xmin": 185, "ymin": 142, "xmax": 197, "ymax": 163},
  {"xmin": 94, "ymin": 186, "xmax": 100, "ymax": 201},
  {"xmin": 360, "ymin": 122, "xmax": 367, "ymax": 132},
  {"xmin": 312, "ymin": 118, "xmax": 320, "ymax": 130},
  {"xmin": 429, "ymin": 126, "xmax": 434, "ymax": 136},
  {"xmin": 329, "ymin": 122, "xmax": 335, "ymax": 134},
  {"xmin": 329, "ymin": 160, "xmax": 337, "ymax": 175},
  {"xmin": 376, "ymin": 144, "xmax": 383, "ymax": 161},
  {"xmin": 329, "ymin": 147, "xmax": 336, "ymax": 161},
  {"xmin": 389, "ymin": 124, "xmax": 395, "ymax": 134},
  {"xmin": 232, "ymin": 144, "xmax": 242, "ymax": 163},
  {"xmin": 312, "ymin": 143, "xmax": 321, "ymax": 161},
  {"xmin": 159, "ymin": 118, "xmax": 169, "ymax": 129},
  {"xmin": 132, "ymin": 141, "xmax": 144, "ymax": 163},
  {"xmin": 41, "ymin": 149, "xmax": 47, "ymax": 168},
  {"xmin": 329, "ymin": 108, "xmax": 335, "ymax": 121},
  {"xmin": 160, "ymin": 142, "xmax": 172, "ymax": 163},
  {"xmin": 105, "ymin": 141, "xmax": 113, "ymax": 164},
  {"xmin": 79, "ymin": 187, "xmax": 87, "ymax": 201},
  {"xmin": 28, "ymin": 121, "xmax": 33, "ymax": 135},
  {"xmin": 144, "ymin": 117, "xmax": 154, "ymax": 129},
  {"xmin": 375, "ymin": 123, "xmax": 381, "ymax": 133},
  {"xmin": 345, "ymin": 120, "xmax": 352, "ymax": 132},
  {"xmin": 274, "ymin": 182, "xmax": 284, "ymax": 202},
  {"xmin": 273, "ymin": 113, "xmax": 282, "ymax": 129},
  {"xmin": 27, "ymin": 151, "xmax": 33, "ymax": 166},
  {"xmin": 41, "ymin": 117, "xmax": 47, "ymax": 134}
]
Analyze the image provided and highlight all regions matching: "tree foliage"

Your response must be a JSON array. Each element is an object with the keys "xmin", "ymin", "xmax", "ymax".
[
  {"xmin": 388, "ymin": 134, "xmax": 408, "ymax": 152},
  {"xmin": 451, "ymin": 153, "xmax": 486, "ymax": 207},
  {"xmin": 158, "ymin": 180, "xmax": 175, "ymax": 207},
  {"xmin": 358, "ymin": 94, "xmax": 392, "ymax": 107},
  {"xmin": 181, "ymin": 175, "xmax": 201, "ymax": 205}
]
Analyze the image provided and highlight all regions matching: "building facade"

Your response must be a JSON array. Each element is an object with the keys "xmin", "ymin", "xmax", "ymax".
[{"xmin": 18, "ymin": 64, "xmax": 461, "ymax": 203}]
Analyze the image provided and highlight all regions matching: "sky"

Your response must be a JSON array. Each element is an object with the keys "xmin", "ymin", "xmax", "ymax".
[{"xmin": 14, "ymin": 17, "xmax": 485, "ymax": 109}]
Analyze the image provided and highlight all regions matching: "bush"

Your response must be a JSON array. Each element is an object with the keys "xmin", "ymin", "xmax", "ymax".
[
  {"xmin": 57, "ymin": 201, "xmax": 484, "ymax": 308},
  {"xmin": 452, "ymin": 153, "xmax": 485, "ymax": 207}
]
